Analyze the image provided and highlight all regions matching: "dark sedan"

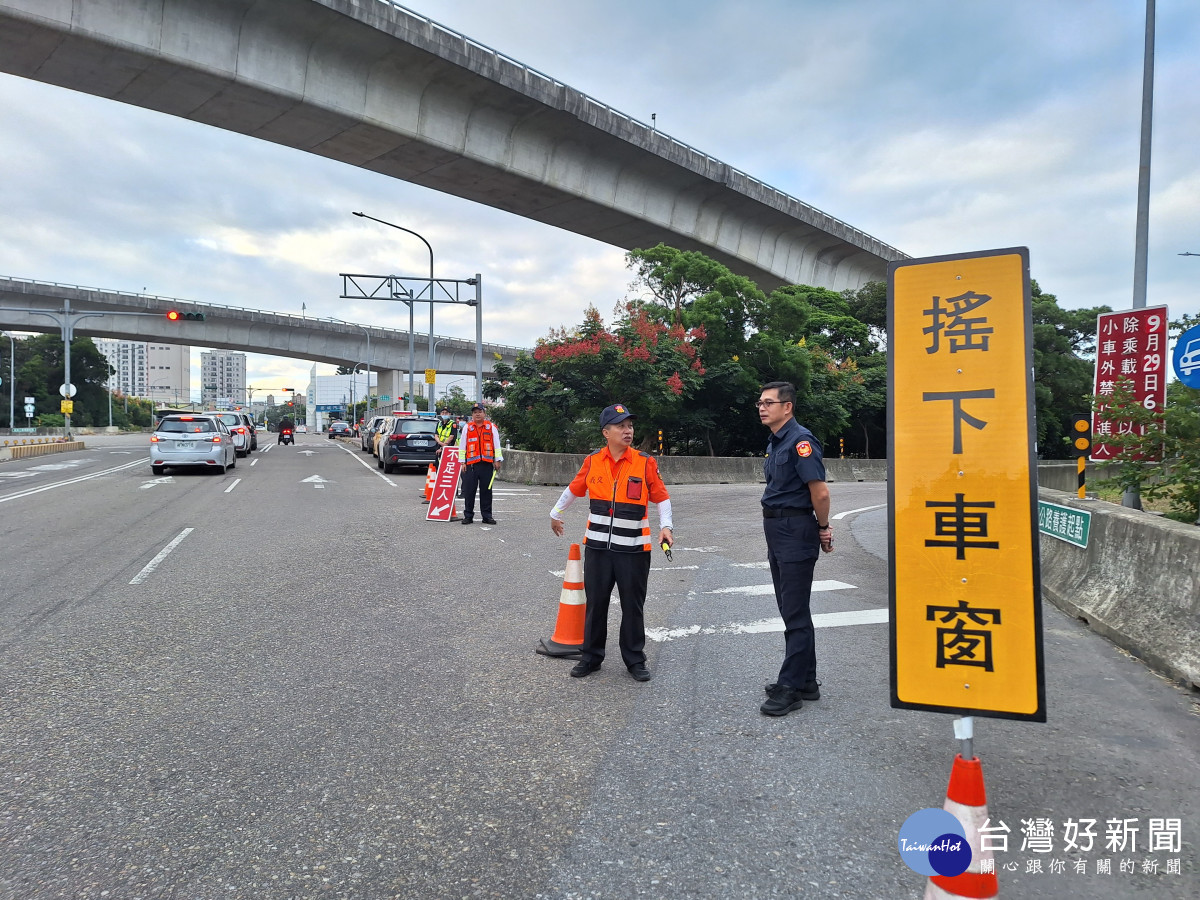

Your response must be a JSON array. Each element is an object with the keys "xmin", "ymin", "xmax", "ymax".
[
  {"xmin": 376, "ymin": 417, "xmax": 439, "ymax": 473},
  {"xmin": 327, "ymin": 421, "xmax": 354, "ymax": 439}
]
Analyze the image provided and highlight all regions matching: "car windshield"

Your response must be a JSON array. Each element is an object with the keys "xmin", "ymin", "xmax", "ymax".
[
  {"xmin": 398, "ymin": 420, "xmax": 437, "ymax": 434},
  {"xmin": 214, "ymin": 414, "xmax": 240, "ymax": 425},
  {"xmin": 159, "ymin": 418, "xmax": 214, "ymax": 433}
]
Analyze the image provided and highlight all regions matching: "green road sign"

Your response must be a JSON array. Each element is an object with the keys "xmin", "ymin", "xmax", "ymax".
[{"xmin": 1038, "ymin": 500, "xmax": 1091, "ymax": 549}]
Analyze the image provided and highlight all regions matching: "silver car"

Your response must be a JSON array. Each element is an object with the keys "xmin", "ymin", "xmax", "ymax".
[
  {"xmin": 211, "ymin": 412, "xmax": 253, "ymax": 457},
  {"xmin": 150, "ymin": 415, "xmax": 237, "ymax": 475}
]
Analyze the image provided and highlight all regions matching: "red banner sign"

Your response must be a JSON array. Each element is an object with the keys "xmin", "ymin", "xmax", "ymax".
[
  {"xmin": 426, "ymin": 447, "xmax": 461, "ymax": 521},
  {"xmin": 1091, "ymin": 306, "xmax": 1168, "ymax": 461}
]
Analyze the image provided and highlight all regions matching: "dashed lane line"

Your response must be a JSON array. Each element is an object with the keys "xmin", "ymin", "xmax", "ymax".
[
  {"xmin": 224, "ymin": 478, "xmax": 241, "ymax": 493},
  {"xmin": 129, "ymin": 528, "xmax": 194, "ymax": 585}
]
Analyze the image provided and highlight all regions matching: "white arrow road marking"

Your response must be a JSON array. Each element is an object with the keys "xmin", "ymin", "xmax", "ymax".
[
  {"xmin": 646, "ymin": 608, "xmax": 889, "ymax": 643},
  {"xmin": 129, "ymin": 527, "xmax": 194, "ymax": 585},
  {"xmin": 139, "ymin": 476, "xmax": 175, "ymax": 490},
  {"xmin": 298, "ymin": 450, "xmax": 317, "ymax": 456},
  {"xmin": 705, "ymin": 580, "xmax": 855, "ymax": 595},
  {"xmin": 301, "ymin": 475, "xmax": 333, "ymax": 486},
  {"xmin": 224, "ymin": 478, "xmax": 241, "ymax": 493},
  {"xmin": 833, "ymin": 504, "xmax": 886, "ymax": 520}
]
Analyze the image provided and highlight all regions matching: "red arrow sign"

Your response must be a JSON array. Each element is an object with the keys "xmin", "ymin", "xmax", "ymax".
[{"xmin": 426, "ymin": 447, "xmax": 461, "ymax": 522}]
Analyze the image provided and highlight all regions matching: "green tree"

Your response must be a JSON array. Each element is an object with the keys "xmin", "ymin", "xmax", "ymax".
[{"xmin": 440, "ymin": 384, "xmax": 474, "ymax": 416}]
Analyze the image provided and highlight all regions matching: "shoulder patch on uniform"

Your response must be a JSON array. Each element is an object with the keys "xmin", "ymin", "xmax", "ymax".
[{"xmin": 796, "ymin": 440, "xmax": 812, "ymax": 458}]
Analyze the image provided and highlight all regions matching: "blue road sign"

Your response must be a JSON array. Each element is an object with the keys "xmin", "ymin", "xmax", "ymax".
[{"xmin": 1173, "ymin": 323, "xmax": 1200, "ymax": 388}]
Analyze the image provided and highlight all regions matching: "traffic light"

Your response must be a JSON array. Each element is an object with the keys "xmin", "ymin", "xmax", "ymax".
[
  {"xmin": 1070, "ymin": 415, "xmax": 1092, "ymax": 458},
  {"xmin": 166, "ymin": 310, "xmax": 205, "ymax": 322},
  {"xmin": 287, "ymin": 401, "xmax": 294, "ymax": 407}
]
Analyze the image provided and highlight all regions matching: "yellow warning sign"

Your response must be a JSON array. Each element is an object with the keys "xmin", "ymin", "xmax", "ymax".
[
  {"xmin": 425, "ymin": 368, "xmax": 437, "ymax": 385},
  {"xmin": 887, "ymin": 247, "xmax": 1045, "ymax": 722},
  {"xmin": 60, "ymin": 400, "xmax": 74, "ymax": 415}
]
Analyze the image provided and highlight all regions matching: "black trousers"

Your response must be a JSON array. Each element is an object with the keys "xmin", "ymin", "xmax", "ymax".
[
  {"xmin": 763, "ymin": 515, "xmax": 820, "ymax": 688},
  {"xmin": 581, "ymin": 546, "xmax": 652, "ymax": 668},
  {"xmin": 460, "ymin": 461, "xmax": 494, "ymax": 519}
]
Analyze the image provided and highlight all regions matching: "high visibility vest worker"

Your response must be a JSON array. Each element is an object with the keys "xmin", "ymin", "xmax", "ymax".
[
  {"xmin": 581, "ymin": 449, "xmax": 652, "ymax": 552},
  {"xmin": 462, "ymin": 421, "xmax": 497, "ymax": 464},
  {"xmin": 437, "ymin": 419, "xmax": 456, "ymax": 443}
]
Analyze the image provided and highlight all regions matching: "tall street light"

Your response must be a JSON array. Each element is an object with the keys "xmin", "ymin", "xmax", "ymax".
[
  {"xmin": 4, "ymin": 331, "xmax": 14, "ymax": 431},
  {"xmin": 329, "ymin": 317, "xmax": 374, "ymax": 418},
  {"xmin": 353, "ymin": 211, "xmax": 434, "ymax": 412}
]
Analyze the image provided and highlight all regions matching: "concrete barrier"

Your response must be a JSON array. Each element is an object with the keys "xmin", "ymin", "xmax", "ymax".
[
  {"xmin": 1, "ymin": 441, "xmax": 86, "ymax": 461},
  {"xmin": 1037, "ymin": 487, "xmax": 1200, "ymax": 689},
  {"xmin": 498, "ymin": 450, "xmax": 889, "ymax": 486}
]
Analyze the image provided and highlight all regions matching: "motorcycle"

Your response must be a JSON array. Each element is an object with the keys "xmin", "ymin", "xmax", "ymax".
[{"xmin": 278, "ymin": 428, "xmax": 294, "ymax": 446}]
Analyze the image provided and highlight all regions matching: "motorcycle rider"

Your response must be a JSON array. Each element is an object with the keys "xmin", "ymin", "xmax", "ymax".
[{"xmin": 277, "ymin": 414, "xmax": 295, "ymax": 444}]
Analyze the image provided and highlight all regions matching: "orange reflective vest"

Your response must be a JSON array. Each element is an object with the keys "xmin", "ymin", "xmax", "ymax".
[
  {"xmin": 582, "ymin": 449, "xmax": 651, "ymax": 552},
  {"xmin": 462, "ymin": 421, "xmax": 497, "ymax": 464}
]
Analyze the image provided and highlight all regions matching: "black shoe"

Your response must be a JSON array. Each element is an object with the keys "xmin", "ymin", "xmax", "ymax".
[
  {"xmin": 760, "ymin": 685, "xmax": 804, "ymax": 716},
  {"xmin": 570, "ymin": 660, "xmax": 601, "ymax": 678},
  {"xmin": 482, "ymin": 518, "xmax": 497, "ymax": 525},
  {"xmin": 461, "ymin": 517, "xmax": 474, "ymax": 524},
  {"xmin": 628, "ymin": 663, "xmax": 651, "ymax": 682},
  {"xmin": 765, "ymin": 680, "xmax": 821, "ymax": 701}
]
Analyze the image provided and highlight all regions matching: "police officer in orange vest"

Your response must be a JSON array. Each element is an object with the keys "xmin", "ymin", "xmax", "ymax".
[
  {"xmin": 550, "ymin": 404, "xmax": 673, "ymax": 682},
  {"xmin": 457, "ymin": 403, "xmax": 503, "ymax": 524}
]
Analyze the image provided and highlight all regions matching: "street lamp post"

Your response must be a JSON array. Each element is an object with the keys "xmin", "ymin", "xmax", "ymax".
[
  {"xmin": 353, "ymin": 211, "xmax": 434, "ymax": 412},
  {"xmin": 329, "ymin": 317, "xmax": 373, "ymax": 419}
]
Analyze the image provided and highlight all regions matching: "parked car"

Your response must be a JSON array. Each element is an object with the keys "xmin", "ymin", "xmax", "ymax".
[
  {"xmin": 296, "ymin": 424, "xmax": 308, "ymax": 434},
  {"xmin": 150, "ymin": 415, "xmax": 236, "ymax": 474},
  {"xmin": 238, "ymin": 411, "xmax": 258, "ymax": 451},
  {"xmin": 361, "ymin": 415, "xmax": 389, "ymax": 453},
  {"xmin": 328, "ymin": 421, "xmax": 354, "ymax": 439},
  {"xmin": 377, "ymin": 416, "xmax": 440, "ymax": 473},
  {"xmin": 211, "ymin": 412, "xmax": 253, "ymax": 457},
  {"xmin": 256, "ymin": 423, "xmax": 267, "ymax": 433},
  {"xmin": 372, "ymin": 418, "xmax": 394, "ymax": 458}
]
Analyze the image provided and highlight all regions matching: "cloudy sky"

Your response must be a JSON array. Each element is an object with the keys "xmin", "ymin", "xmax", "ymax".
[{"xmin": 1, "ymin": 0, "xmax": 1197, "ymax": 399}]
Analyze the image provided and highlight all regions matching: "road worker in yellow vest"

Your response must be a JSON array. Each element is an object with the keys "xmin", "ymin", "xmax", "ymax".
[
  {"xmin": 549, "ymin": 404, "xmax": 673, "ymax": 682},
  {"xmin": 457, "ymin": 403, "xmax": 503, "ymax": 524}
]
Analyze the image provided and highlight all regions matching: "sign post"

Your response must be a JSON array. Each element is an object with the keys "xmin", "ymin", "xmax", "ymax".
[
  {"xmin": 426, "ymin": 446, "xmax": 462, "ymax": 522},
  {"xmin": 888, "ymin": 247, "xmax": 1045, "ymax": 722}
]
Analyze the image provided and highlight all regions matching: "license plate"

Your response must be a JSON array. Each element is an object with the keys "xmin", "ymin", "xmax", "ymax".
[
  {"xmin": 176, "ymin": 441, "xmax": 195, "ymax": 450},
  {"xmin": 410, "ymin": 440, "xmax": 432, "ymax": 447}
]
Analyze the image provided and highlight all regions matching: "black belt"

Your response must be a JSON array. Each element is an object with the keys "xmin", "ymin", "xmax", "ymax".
[{"xmin": 762, "ymin": 507, "xmax": 813, "ymax": 519}]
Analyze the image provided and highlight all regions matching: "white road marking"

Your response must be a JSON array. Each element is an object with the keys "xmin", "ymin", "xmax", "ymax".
[
  {"xmin": 0, "ymin": 458, "xmax": 147, "ymax": 504},
  {"xmin": 224, "ymin": 478, "xmax": 241, "ymax": 493},
  {"xmin": 261, "ymin": 445, "xmax": 272, "ymax": 453},
  {"xmin": 731, "ymin": 561, "xmax": 770, "ymax": 568},
  {"xmin": 0, "ymin": 472, "xmax": 36, "ymax": 479},
  {"xmin": 299, "ymin": 450, "xmax": 317, "ymax": 456},
  {"xmin": 29, "ymin": 462, "xmax": 83, "ymax": 470},
  {"xmin": 677, "ymin": 546, "xmax": 724, "ymax": 553},
  {"xmin": 139, "ymin": 476, "xmax": 175, "ymax": 490},
  {"xmin": 833, "ymin": 504, "xmax": 886, "ymax": 520},
  {"xmin": 301, "ymin": 475, "xmax": 332, "ymax": 486},
  {"xmin": 651, "ymin": 565, "xmax": 699, "ymax": 571},
  {"xmin": 646, "ymin": 608, "xmax": 888, "ymax": 643},
  {"xmin": 109, "ymin": 451, "xmax": 133, "ymax": 454},
  {"xmin": 129, "ymin": 527, "xmax": 194, "ymax": 585},
  {"xmin": 250, "ymin": 458, "xmax": 259, "ymax": 466},
  {"xmin": 336, "ymin": 443, "xmax": 396, "ymax": 486},
  {"xmin": 705, "ymin": 580, "xmax": 855, "ymax": 595}
]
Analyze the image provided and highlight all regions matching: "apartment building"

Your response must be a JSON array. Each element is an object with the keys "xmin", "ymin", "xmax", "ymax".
[
  {"xmin": 200, "ymin": 349, "xmax": 247, "ymax": 408},
  {"xmin": 95, "ymin": 339, "xmax": 191, "ymax": 403}
]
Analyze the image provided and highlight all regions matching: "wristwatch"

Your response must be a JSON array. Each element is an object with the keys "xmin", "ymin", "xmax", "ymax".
[{"xmin": 818, "ymin": 523, "xmax": 830, "ymax": 530}]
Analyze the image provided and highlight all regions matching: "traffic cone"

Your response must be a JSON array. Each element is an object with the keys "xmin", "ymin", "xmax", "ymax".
[
  {"xmin": 924, "ymin": 754, "xmax": 998, "ymax": 899},
  {"xmin": 422, "ymin": 463, "xmax": 435, "ymax": 503},
  {"xmin": 536, "ymin": 543, "xmax": 586, "ymax": 658}
]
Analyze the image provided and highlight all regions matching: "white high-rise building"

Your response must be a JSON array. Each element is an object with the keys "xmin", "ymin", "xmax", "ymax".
[
  {"xmin": 200, "ymin": 350, "xmax": 247, "ymax": 408},
  {"xmin": 95, "ymin": 339, "xmax": 191, "ymax": 404}
]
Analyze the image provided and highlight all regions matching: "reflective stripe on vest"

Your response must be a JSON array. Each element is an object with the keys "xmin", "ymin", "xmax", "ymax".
[
  {"xmin": 582, "ymin": 449, "xmax": 650, "ymax": 552},
  {"xmin": 437, "ymin": 420, "xmax": 455, "ymax": 442},
  {"xmin": 463, "ymin": 422, "xmax": 496, "ymax": 464}
]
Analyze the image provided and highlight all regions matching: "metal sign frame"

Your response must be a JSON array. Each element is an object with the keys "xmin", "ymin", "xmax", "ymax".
[{"xmin": 887, "ymin": 247, "xmax": 1046, "ymax": 722}]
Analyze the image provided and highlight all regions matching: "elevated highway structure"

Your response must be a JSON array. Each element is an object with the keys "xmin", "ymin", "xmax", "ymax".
[
  {"xmin": 0, "ymin": 0, "xmax": 906, "ymax": 292},
  {"xmin": 0, "ymin": 277, "xmax": 524, "ymax": 384}
]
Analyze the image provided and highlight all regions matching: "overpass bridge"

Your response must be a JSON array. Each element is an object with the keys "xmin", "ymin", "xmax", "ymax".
[
  {"xmin": 0, "ymin": 277, "xmax": 526, "ymax": 396},
  {"xmin": 0, "ymin": 0, "xmax": 906, "ymax": 292}
]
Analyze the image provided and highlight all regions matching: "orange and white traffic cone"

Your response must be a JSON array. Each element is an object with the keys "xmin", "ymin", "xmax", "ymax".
[
  {"xmin": 422, "ymin": 463, "xmax": 435, "ymax": 503},
  {"xmin": 536, "ymin": 543, "xmax": 586, "ymax": 658},
  {"xmin": 924, "ymin": 754, "xmax": 998, "ymax": 900}
]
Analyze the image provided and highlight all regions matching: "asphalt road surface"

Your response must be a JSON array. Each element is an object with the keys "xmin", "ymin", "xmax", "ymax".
[{"xmin": 1, "ymin": 435, "xmax": 1197, "ymax": 899}]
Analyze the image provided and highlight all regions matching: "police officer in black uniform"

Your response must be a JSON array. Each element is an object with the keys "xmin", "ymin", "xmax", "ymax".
[{"xmin": 757, "ymin": 381, "xmax": 834, "ymax": 716}]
